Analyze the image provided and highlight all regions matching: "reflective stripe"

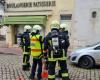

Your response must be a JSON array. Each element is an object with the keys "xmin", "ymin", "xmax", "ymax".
[
  {"xmin": 56, "ymin": 66, "xmax": 60, "ymax": 70},
  {"xmin": 23, "ymin": 52, "xmax": 29, "ymax": 54},
  {"xmin": 48, "ymin": 57, "xmax": 67, "ymax": 61},
  {"xmin": 48, "ymin": 58, "xmax": 56, "ymax": 61},
  {"xmin": 23, "ymin": 38, "xmax": 25, "ymax": 42},
  {"xmin": 31, "ymin": 49, "xmax": 41, "ymax": 52},
  {"xmin": 48, "ymin": 75, "xmax": 55, "ymax": 79},
  {"xmin": 30, "ymin": 34, "xmax": 42, "ymax": 57},
  {"xmin": 51, "ymin": 51, "xmax": 53, "ymax": 59},
  {"xmin": 62, "ymin": 73, "xmax": 69, "ymax": 77},
  {"xmin": 63, "ymin": 49, "xmax": 65, "ymax": 57},
  {"xmin": 23, "ymin": 46, "xmax": 25, "ymax": 52},
  {"xmin": 57, "ymin": 57, "xmax": 67, "ymax": 60},
  {"xmin": 49, "ymin": 40, "xmax": 52, "ymax": 45},
  {"xmin": 31, "ymin": 38, "xmax": 39, "ymax": 41}
]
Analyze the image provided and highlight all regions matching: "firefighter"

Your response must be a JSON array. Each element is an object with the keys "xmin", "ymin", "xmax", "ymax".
[
  {"xmin": 44, "ymin": 20, "xmax": 70, "ymax": 80},
  {"xmin": 20, "ymin": 25, "xmax": 31, "ymax": 71},
  {"xmin": 60, "ymin": 23, "xmax": 69, "ymax": 37},
  {"xmin": 29, "ymin": 25, "xmax": 43, "ymax": 80},
  {"xmin": 57, "ymin": 23, "xmax": 70, "ymax": 78}
]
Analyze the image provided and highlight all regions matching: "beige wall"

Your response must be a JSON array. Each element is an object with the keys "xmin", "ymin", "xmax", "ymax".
[
  {"xmin": 6, "ymin": 25, "xmax": 14, "ymax": 47},
  {"xmin": 45, "ymin": 0, "xmax": 74, "ymax": 34}
]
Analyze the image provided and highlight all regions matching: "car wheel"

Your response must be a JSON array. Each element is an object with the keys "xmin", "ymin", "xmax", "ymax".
[{"xmin": 78, "ymin": 56, "xmax": 94, "ymax": 69}]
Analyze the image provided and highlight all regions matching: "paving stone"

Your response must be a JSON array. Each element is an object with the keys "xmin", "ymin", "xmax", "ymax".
[{"xmin": 0, "ymin": 52, "xmax": 100, "ymax": 80}]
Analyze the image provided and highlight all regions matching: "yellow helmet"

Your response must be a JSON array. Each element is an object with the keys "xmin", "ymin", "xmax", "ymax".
[
  {"xmin": 24, "ymin": 25, "xmax": 31, "ymax": 32},
  {"xmin": 32, "ymin": 25, "xmax": 42, "ymax": 33},
  {"xmin": 50, "ymin": 20, "xmax": 60, "ymax": 29},
  {"xmin": 60, "ymin": 23, "xmax": 69, "ymax": 31}
]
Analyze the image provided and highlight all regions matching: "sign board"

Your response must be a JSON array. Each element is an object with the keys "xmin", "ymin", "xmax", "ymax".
[{"xmin": 5, "ymin": 0, "xmax": 56, "ymax": 12}]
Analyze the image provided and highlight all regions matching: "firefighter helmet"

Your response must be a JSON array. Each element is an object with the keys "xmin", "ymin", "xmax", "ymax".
[
  {"xmin": 32, "ymin": 25, "xmax": 42, "ymax": 33},
  {"xmin": 60, "ymin": 23, "xmax": 69, "ymax": 31},
  {"xmin": 24, "ymin": 25, "xmax": 31, "ymax": 32},
  {"xmin": 50, "ymin": 20, "xmax": 60, "ymax": 29}
]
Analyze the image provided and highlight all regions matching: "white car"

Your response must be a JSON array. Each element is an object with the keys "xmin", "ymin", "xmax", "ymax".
[{"xmin": 70, "ymin": 43, "xmax": 100, "ymax": 68}]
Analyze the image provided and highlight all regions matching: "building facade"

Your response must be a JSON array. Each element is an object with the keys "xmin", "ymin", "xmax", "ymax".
[
  {"xmin": 0, "ymin": 0, "xmax": 5, "ymax": 35},
  {"xmin": 3, "ymin": 0, "xmax": 74, "ymax": 47},
  {"xmin": 72, "ymin": 0, "xmax": 100, "ymax": 48}
]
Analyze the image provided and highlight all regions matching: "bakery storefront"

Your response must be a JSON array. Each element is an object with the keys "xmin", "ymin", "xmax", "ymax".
[
  {"xmin": 3, "ymin": 0, "xmax": 55, "ymax": 46},
  {"xmin": 3, "ymin": 0, "xmax": 73, "ymax": 47}
]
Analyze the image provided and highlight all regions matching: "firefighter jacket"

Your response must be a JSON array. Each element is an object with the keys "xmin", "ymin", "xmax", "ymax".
[
  {"xmin": 20, "ymin": 32, "xmax": 30, "ymax": 53},
  {"xmin": 59, "ymin": 30, "xmax": 70, "ymax": 50},
  {"xmin": 30, "ymin": 34, "xmax": 43, "ymax": 57},
  {"xmin": 44, "ymin": 29, "xmax": 70, "ymax": 61}
]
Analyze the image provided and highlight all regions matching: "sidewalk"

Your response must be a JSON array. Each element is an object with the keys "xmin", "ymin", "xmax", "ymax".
[
  {"xmin": 0, "ymin": 47, "xmax": 22, "ymax": 54},
  {"xmin": 0, "ymin": 41, "xmax": 100, "ymax": 80},
  {"xmin": 0, "ymin": 41, "xmax": 22, "ymax": 54},
  {"xmin": 0, "ymin": 50, "xmax": 30, "ymax": 80}
]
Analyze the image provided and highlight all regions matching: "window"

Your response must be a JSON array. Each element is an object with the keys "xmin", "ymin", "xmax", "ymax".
[
  {"xmin": 92, "ymin": 11, "xmax": 97, "ymax": 18},
  {"xmin": 60, "ymin": 14, "xmax": 72, "ymax": 20},
  {"xmin": 94, "ymin": 46, "xmax": 100, "ymax": 50},
  {"xmin": 0, "ymin": 0, "xmax": 5, "ymax": 6}
]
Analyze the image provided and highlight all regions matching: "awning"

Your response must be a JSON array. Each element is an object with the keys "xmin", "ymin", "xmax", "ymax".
[{"xmin": 3, "ymin": 16, "xmax": 47, "ymax": 25}]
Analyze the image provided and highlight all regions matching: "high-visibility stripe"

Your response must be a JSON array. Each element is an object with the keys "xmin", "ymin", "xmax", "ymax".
[
  {"xmin": 31, "ymin": 38, "xmax": 39, "ymax": 41},
  {"xmin": 23, "ymin": 38, "xmax": 25, "ymax": 42},
  {"xmin": 23, "ymin": 46, "xmax": 25, "ymax": 52},
  {"xmin": 31, "ymin": 49, "xmax": 41, "ymax": 52},
  {"xmin": 48, "ymin": 57, "xmax": 67, "ymax": 61},
  {"xmin": 23, "ymin": 52, "xmax": 29, "ymax": 54},
  {"xmin": 30, "ymin": 34, "xmax": 43, "ymax": 57},
  {"xmin": 62, "ymin": 73, "xmax": 69, "ymax": 77},
  {"xmin": 49, "ymin": 40, "xmax": 52, "ymax": 45},
  {"xmin": 63, "ymin": 49, "xmax": 65, "ymax": 57},
  {"xmin": 57, "ymin": 57, "xmax": 67, "ymax": 60},
  {"xmin": 48, "ymin": 58, "xmax": 56, "ymax": 61},
  {"xmin": 48, "ymin": 75, "xmax": 55, "ymax": 79},
  {"xmin": 51, "ymin": 51, "xmax": 53, "ymax": 59}
]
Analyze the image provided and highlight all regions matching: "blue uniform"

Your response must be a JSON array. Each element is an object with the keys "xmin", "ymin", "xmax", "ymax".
[
  {"xmin": 44, "ymin": 29, "xmax": 70, "ymax": 80},
  {"xmin": 20, "ymin": 32, "xmax": 31, "ymax": 70}
]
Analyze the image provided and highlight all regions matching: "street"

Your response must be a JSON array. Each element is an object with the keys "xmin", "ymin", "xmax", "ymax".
[
  {"xmin": 0, "ymin": 0, "xmax": 100, "ymax": 80},
  {"xmin": 0, "ymin": 49, "xmax": 100, "ymax": 80}
]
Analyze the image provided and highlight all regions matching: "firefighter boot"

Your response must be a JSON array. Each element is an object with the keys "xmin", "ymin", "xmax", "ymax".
[
  {"xmin": 62, "ymin": 77, "xmax": 70, "ymax": 80},
  {"xmin": 22, "ymin": 65, "xmax": 27, "ymax": 71}
]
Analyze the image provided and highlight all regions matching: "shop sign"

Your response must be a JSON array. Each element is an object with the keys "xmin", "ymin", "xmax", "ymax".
[{"xmin": 5, "ymin": 0, "xmax": 56, "ymax": 12}]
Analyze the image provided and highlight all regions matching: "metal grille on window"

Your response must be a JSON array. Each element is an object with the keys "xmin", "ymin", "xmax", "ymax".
[{"xmin": 60, "ymin": 14, "xmax": 72, "ymax": 20}]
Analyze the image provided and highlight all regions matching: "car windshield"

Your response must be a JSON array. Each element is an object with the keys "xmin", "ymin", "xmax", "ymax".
[{"xmin": 86, "ymin": 42, "xmax": 100, "ymax": 47}]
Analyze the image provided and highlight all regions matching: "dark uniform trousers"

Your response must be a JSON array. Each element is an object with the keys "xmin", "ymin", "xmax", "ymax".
[
  {"xmin": 21, "ymin": 32, "xmax": 31, "ymax": 70},
  {"xmin": 30, "ymin": 58, "xmax": 42, "ymax": 80},
  {"xmin": 22, "ymin": 46, "xmax": 30, "ymax": 70},
  {"xmin": 23, "ymin": 54, "xmax": 30, "ymax": 66},
  {"xmin": 48, "ymin": 59, "xmax": 70, "ymax": 80}
]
